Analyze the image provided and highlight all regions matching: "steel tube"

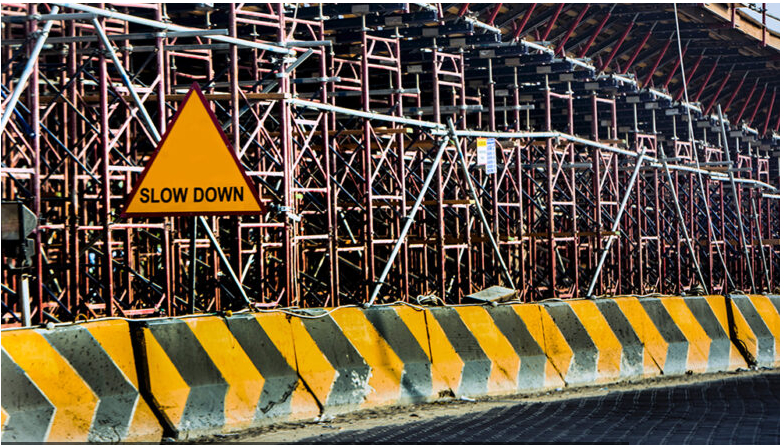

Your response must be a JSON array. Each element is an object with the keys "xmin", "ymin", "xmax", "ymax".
[
  {"xmin": 367, "ymin": 136, "xmax": 452, "ymax": 306},
  {"xmin": 717, "ymin": 105, "xmax": 757, "ymax": 292},
  {"xmin": 52, "ymin": 3, "xmax": 294, "ymax": 54},
  {"xmin": 91, "ymin": 18, "xmax": 161, "ymax": 141},
  {"xmin": 0, "ymin": 5, "xmax": 59, "ymax": 134},
  {"xmin": 586, "ymin": 148, "xmax": 648, "ymax": 298}
]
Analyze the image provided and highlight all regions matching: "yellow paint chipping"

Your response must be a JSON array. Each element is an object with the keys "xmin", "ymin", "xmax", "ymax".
[{"xmin": 331, "ymin": 308, "xmax": 403, "ymax": 407}]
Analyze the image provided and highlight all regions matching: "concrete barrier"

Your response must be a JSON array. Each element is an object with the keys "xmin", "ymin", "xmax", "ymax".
[
  {"xmin": 360, "ymin": 305, "xmax": 446, "ymax": 403},
  {"xmin": 286, "ymin": 308, "xmax": 373, "ymax": 415},
  {"xmin": 728, "ymin": 294, "xmax": 780, "ymax": 368},
  {"xmin": 136, "ymin": 314, "xmax": 318, "ymax": 439},
  {"xmin": 593, "ymin": 297, "xmax": 661, "ymax": 379},
  {"xmin": 635, "ymin": 297, "xmax": 699, "ymax": 375},
  {"xmin": 425, "ymin": 306, "xmax": 506, "ymax": 397},
  {"xmin": 539, "ymin": 300, "xmax": 611, "ymax": 385},
  {"xmin": 683, "ymin": 295, "xmax": 748, "ymax": 372},
  {"xmin": 426, "ymin": 305, "xmax": 566, "ymax": 397},
  {"xmin": 3, "ymin": 294, "xmax": 777, "ymax": 441},
  {"xmin": 1, "ymin": 320, "xmax": 162, "ymax": 442},
  {"xmin": 487, "ymin": 304, "xmax": 566, "ymax": 391}
]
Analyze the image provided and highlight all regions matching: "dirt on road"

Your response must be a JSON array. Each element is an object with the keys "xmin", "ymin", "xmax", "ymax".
[{"xmin": 189, "ymin": 368, "xmax": 778, "ymax": 443}]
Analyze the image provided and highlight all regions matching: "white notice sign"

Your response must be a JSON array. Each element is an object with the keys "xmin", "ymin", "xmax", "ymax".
[{"xmin": 485, "ymin": 138, "xmax": 497, "ymax": 174}]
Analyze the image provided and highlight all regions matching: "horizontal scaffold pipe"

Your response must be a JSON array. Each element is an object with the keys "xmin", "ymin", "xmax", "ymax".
[
  {"xmin": 288, "ymin": 98, "xmax": 779, "ymax": 193},
  {"xmin": 51, "ymin": 3, "xmax": 295, "ymax": 55}
]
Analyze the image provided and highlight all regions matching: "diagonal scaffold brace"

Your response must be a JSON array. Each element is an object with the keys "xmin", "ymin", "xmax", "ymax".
[
  {"xmin": 91, "ymin": 17, "xmax": 254, "ymax": 309},
  {"xmin": 366, "ymin": 118, "xmax": 515, "ymax": 307}
]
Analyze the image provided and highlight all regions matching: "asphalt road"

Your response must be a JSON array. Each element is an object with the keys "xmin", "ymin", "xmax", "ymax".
[{"xmin": 292, "ymin": 372, "xmax": 780, "ymax": 444}]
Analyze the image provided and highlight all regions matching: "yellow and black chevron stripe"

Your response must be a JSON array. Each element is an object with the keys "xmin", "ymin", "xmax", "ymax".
[
  {"xmin": 1, "ymin": 320, "xmax": 162, "ymax": 442},
  {"xmin": 425, "ymin": 305, "xmax": 564, "ymax": 397},
  {"xmin": 137, "ymin": 313, "xmax": 318, "ymax": 439},
  {"xmin": 290, "ymin": 305, "xmax": 440, "ymax": 414},
  {"xmin": 728, "ymin": 294, "xmax": 780, "ymax": 368}
]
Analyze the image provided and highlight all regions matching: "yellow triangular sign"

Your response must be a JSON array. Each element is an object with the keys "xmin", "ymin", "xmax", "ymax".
[{"xmin": 122, "ymin": 83, "xmax": 263, "ymax": 217}]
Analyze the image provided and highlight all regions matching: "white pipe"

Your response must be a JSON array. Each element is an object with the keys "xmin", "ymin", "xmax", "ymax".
[
  {"xmin": 91, "ymin": 18, "xmax": 161, "ymax": 141},
  {"xmin": 0, "ymin": 6, "xmax": 59, "ymax": 134},
  {"xmin": 52, "ymin": 3, "xmax": 294, "ymax": 55},
  {"xmin": 20, "ymin": 276, "xmax": 31, "ymax": 327},
  {"xmin": 586, "ymin": 149, "xmax": 648, "ymax": 298}
]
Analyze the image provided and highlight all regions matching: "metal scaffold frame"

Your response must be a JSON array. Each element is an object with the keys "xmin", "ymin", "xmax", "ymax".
[{"xmin": 2, "ymin": 3, "xmax": 779, "ymax": 326}]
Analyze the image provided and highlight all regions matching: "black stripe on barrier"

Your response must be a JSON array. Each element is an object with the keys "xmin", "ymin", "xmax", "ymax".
[
  {"xmin": 542, "ymin": 302, "xmax": 597, "ymax": 384},
  {"xmin": 428, "ymin": 307, "xmax": 491, "ymax": 397},
  {"xmin": 768, "ymin": 295, "xmax": 780, "ymax": 316},
  {"xmin": 363, "ymin": 307, "xmax": 432, "ymax": 402},
  {"xmin": 223, "ymin": 315, "xmax": 299, "ymax": 419},
  {"xmin": 0, "ymin": 349, "xmax": 54, "ymax": 443},
  {"xmin": 730, "ymin": 296, "xmax": 775, "ymax": 367},
  {"xmin": 487, "ymin": 306, "xmax": 546, "ymax": 390},
  {"xmin": 595, "ymin": 300, "xmax": 644, "ymax": 378},
  {"xmin": 43, "ymin": 327, "xmax": 137, "ymax": 442},
  {"xmin": 638, "ymin": 299, "xmax": 688, "ymax": 375},
  {"xmin": 146, "ymin": 320, "xmax": 228, "ymax": 434},
  {"xmin": 298, "ymin": 311, "xmax": 371, "ymax": 409},
  {"xmin": 683, "ymin": 298, "xmax": 731, "ymax": 373}
]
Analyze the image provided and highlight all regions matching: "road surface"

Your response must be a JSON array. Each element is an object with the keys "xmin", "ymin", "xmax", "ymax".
[{"xmin": 227, "ymin": 371, "xmax": 780, "ymax": 444}]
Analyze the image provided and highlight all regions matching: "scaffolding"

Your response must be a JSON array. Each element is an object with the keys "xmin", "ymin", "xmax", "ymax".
[{"xmin": 1, "ymin": 3, "xmax": 779, "ymax": 326}]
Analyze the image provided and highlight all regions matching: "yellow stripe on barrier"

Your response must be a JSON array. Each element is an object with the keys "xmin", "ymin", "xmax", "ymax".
[
  {"xmin": 568, "ymin": 300, "xmax": 623, "ymax": 382},
  {"xmin": 660, "ymin": 298, "xmax": 710, "ymax": 373},
  {"xmin": 527, "ymin": 305, "xmax": 571, "ymax": 384},
  {"xmin": 424, "ymin": 310, "xmax": 466, "ymax": 396},
  {"xmin": 86, "ymin": 321, "xmax": 140, "ymax": 386},
  {"xmin": 614, "ymin": 298, "xmax": 666, "ymax": 374},
  {"xmin": 509, "ymin": 305, "xmax": 565, "ymax": 388},
  {"xmin": 455, "ymin": 306, "xmax": 520, "ymax": 395},
  {"xmin": 250, "ymin": 313, "xmax": 320, "ymax": 421},
  {"xmin": 85, "ymin": 321, "xmax": 163, "ymax": 441},
  {"xmin": 287, "ymin": 316, "xmax": 338, "ymax": 409},
  {"xmin": 395, "ymin": 306, "xmax": 451, "ymax": 398},
  {"xmin": 749, "ymin": 295, "xmax": 780, "ymax": 366},
  {"xmin": 143, "ymin": 328, "xmax": 190, "ymax": 430},
  {"xmin": 330, "ymin": 308, "xmax": 404, "ymax": 407},
  {"xmin": 607, "ymin": 297, "xmax": 663, "ymax": 377},
  {"xmin": 2, "ymin": 331, "xmax": 98, "ymax": 442},
  {"xmin": 187, "ymin": 317, "xmax": 264, "ymax": 431},
  {"xmin": 699, "ymin": 296, "xmax": 748, "ymax": 371}
]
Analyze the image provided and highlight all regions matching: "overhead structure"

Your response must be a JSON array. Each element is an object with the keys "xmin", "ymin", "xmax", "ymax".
[{"xmin": 1, "ymin": 3, "xmax": 779, "ymax": 325}]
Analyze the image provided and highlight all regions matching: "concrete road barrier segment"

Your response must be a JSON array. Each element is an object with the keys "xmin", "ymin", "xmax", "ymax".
[
  {"xmin": 290, "ymin": 306, "xmax": 441, "ymax": 414},
  {"xmin": 135, "ymin": 314, "xmax": 318, "ymax": 440},
  {"xmin": 683, "ymin": 296, "xmax": 748, "ymax": 373},
  {"xmin": 0, "ymin": 320, "xmax": 162, "ymax": 442},
  {"xmin": 487, "ymin": 305, "xmax": 566, "ymax": 391},
  {"xmin": 425, "ymin": 305, "xmax": 565, "ymax": 397},
  {"xmin": 2, "ymin": 295, "xmax": 778, "ymax": 441},
  {"xmin": 728, "ymin": 294, "xmax": 780, "ymax": 368},
  {"xmin": 593, "ymin": 298, "xmax": 660, "ymax": 379}
]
